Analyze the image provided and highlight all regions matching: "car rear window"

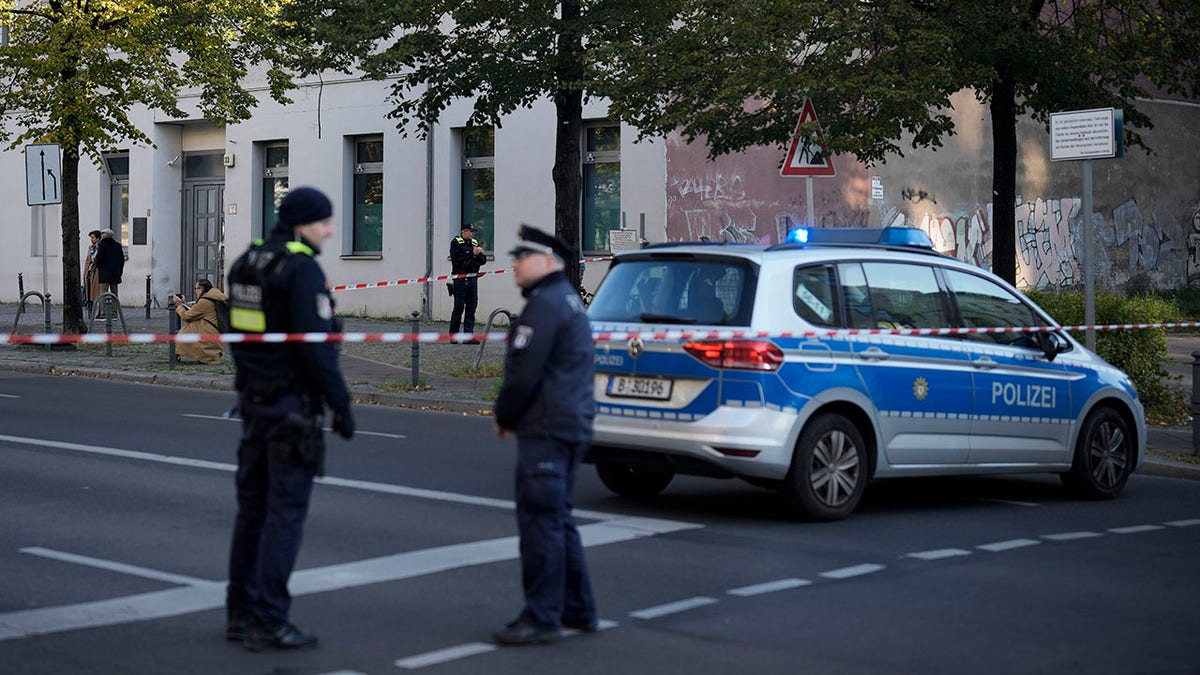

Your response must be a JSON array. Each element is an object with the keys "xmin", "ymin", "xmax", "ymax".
[{"xmin": 589, "ymin": 257, "xmax": 755, "ymax": 325}]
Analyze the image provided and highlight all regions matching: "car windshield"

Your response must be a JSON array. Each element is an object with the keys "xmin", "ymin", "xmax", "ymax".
[{"xmin": 589, "ymin": 257, "xmax": 755, "ymax": 326}]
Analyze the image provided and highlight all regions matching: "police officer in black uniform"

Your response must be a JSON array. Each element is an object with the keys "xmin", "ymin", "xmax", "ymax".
[
  {"xmin": 224, "ymin": 186, "xmax": 355, "ymax": 651},
  {"xmin": 492, "ymin": 224, "xmax": 597, "ymax": 645},
  {"xmin": 449, "ymin": 223, "xmax": 487, "ymax": 338}
]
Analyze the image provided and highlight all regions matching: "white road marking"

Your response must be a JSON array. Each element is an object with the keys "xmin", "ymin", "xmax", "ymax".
[
  {"xmin": 0, "ymin": 433, "xmax": 700, "ymax": 641},
  {"xmin": 1108, "ymin": 524, "xmax": 1165, "ymax": 534},
  {"xmin": 320, "ymin": 671, "xmax": 368, "ymax": 675},
  {"xmin": 726, "ymin": 578, "xmax": 811, "ymax": 597},
  {"xmin": 0, "ymin": 518, "xmax": 693, "ymax": 642},
  {"xmin": 567, "ymin": 618, "xmax": 619, "ymax": 634},
  {"xmin": 0, "ymin": 393, "xmax": 19, "ymax": 398},
  {"xmin": 0, "ymin": 433, "xmax": 688, "ymax": 524},
  {"xmin": 19, "ymin": 548, "xmax": 212, "ymax": 587},
  {"xmin": 182, "ymin": 413, "xmax": 407, "ymax": 440},
  {"xmin": 395, "ymin": 643, "xmax": 497, "ymax": 669},
  {"xmin": 629, "ymin": 597, "xmax": 718, "ymax": 620},
  {"xmin": 977, "ymin": 538, "xmax": 1041, "ymax": 552},
  {"xmin": 1042, "ymin": 531, "xmax": 1102, "ymax": 541},
  {"xmin": 906, "ymin": 548, "xmax": 972, "ymax": 561},
  {"xmin": 1165, "ymin": 518, "xmax": 1200, "ymax": 527},
  {"xmin": 819, "ymin": 563, "xmax": 886, "ymax": 580}
]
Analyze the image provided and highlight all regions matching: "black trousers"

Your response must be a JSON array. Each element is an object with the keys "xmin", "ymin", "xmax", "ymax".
[
  {"xmin": 513, "ymin": 435, "xmax": 596, "ymax": 629},
  {"xmin": 450, "ymin": 276, "xmax": 479, "ymax": 334},
  {"xmin": 226, "ymin": 391, "xmax": 317, "ymax": 628}
]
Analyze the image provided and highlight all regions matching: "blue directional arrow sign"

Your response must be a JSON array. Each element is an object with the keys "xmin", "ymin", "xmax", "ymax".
[{"xmin": 26, "ymin": 143, "xmax": 63, "ymax": 206}]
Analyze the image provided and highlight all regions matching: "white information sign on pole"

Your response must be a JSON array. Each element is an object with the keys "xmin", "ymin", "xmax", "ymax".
[
  {"xmin": 1050, "ymin": 109, "xmax": 1116, "ymax": 161},
  {"xmin": 608, "ymin": 228, "xmax": 639, "ymax": 252},
  {"xmin": 25, "ymin": 143, "xmax": 63, "ymax": 206}
]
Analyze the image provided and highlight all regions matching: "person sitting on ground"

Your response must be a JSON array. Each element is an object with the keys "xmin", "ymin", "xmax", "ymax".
[{"xmin": 173, "ymin": 279, "xmax": 228, "ymax": 364}]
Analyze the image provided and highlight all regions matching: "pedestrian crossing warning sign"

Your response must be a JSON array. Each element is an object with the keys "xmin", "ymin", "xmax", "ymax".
[{"xmin": 781, "ymin": 98, "xmax": 836, "ymax": 177}]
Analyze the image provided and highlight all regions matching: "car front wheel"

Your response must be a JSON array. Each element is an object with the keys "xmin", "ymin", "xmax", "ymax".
[
  {"xmin": 1061, "ymin": 406, "xmax": 1132, "ymax": 500},
  {"xmin": 595, "ymin": 460, "xmax": 674, "ymax": 499},
  {"xmin": 783, "ymin": 412, "xmax": 867, "ymax": 521}
]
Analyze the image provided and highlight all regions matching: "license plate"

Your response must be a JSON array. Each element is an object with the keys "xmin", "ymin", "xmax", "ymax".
[{"xmin": 607, "ymin": 375, "xmax": 672, "ymax": 401}]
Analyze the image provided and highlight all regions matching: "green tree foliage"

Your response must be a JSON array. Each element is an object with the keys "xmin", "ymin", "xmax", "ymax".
[
  {"xmin": 0, "ymin": 0, "xmax": 299, "ymax": 334},
  {"xmin": 604, "ymin": 0, "xmax": 1200, "ymax": 285},
  {"xmin": 279, "ymin": 0, "xmax": 677, "ymax": 288}
]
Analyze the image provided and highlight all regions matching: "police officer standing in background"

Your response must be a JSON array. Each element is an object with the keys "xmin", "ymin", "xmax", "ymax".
[
  {"xmin": 492, "ymin": 224, "xmax": 597, "ymax": 645},
  {"xmin": 449, "ymin": 223, "xmax": 487, "ymax": 339},
  {"xmin": 225, "ymin": 186, "xmax": 356, "ymax": 651}
]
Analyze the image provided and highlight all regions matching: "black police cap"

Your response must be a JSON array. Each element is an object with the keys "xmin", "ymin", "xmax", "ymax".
[{"xmin": 508, "ymin": 224, "xmax": 573, "ymax": 264}]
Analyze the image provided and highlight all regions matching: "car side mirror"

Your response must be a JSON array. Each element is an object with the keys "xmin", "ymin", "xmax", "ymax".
[{"xmin": 1040, "ymin": 332, "xmax": 1067, "ymax": 362}]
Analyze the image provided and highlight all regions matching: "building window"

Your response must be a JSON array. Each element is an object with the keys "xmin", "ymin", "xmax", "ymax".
[
  {"xmin": 105, "ymin": 151, "xmax": 130, "ymax": 247},
  {"xmin": 261, "ymin": 142, "xmax": 288, "ymax": 238},
  {"xmin": 461, "ymin": 126, "xmax": 495, "ymax": 250},
  {"xmin": 352, "ymin": 136, "xmax": 384, "ymax": 254},
  {"xmin": 582, "ymin": 124, "xmax": 620, "ymax": 254}
]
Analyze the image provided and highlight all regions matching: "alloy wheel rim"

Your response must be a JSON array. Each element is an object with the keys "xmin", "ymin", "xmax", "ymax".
[
  {"xmin": 810, "ymin": 430, "xmax": 861, "ymax": 507},
  {"xmin": 1088, "ymin": 420, "xmax": 1127, "ymax": 489}
]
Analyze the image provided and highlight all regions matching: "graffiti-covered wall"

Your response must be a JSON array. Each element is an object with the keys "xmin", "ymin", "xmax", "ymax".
[{"xmin": 664, "ymin": 92, "xmax": 1200, "ymax": 291}]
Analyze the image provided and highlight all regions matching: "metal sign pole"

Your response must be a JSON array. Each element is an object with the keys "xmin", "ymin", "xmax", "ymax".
[
  {"xmin": 806, "ymin": 177, "xmax": 815, "ymax": 227},
  {"xmin": 1082, "ymin": 160, "xmax": 1095, "ymax": 351},
  {"xmin": 39, "ymin": 205, "xmax": 48, "ymax": 296}
]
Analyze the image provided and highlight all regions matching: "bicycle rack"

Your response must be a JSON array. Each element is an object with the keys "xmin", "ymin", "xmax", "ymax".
[
  {"xmin": 12, "ymin": 290, "xmax": 53, "ymax": 350},
  {"xmin": 475, "ymin": 307, "xmax": 518, "ymax": 371}
]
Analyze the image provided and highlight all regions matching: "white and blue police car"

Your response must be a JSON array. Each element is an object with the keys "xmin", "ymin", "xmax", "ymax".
[{"xmin": 587, "ymin": 227, "xmax": 1145, "ymax": 521}]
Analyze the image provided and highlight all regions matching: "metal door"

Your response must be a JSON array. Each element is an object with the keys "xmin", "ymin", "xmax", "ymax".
[{"xmin": 182, "ymin": 183, "xmax": 224, "ymax": 290}]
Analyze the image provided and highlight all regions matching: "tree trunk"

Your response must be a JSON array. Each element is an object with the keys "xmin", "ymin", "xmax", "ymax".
[
  {"xmin": 60, "ymin": 143, "xmax": 85, "ymax": 335},
  {"xmin": 989, "ymin": 70, "xmax": 1018, "ymax": 286},
  {"xmin": 553, "ymin": 0, "xmax": 584, "ymax": 290}
]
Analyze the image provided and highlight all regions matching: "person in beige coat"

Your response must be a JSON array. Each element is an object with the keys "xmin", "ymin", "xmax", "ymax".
[
  {"xmin": 82, "ymin": 229, "xmax": 103, "ymax": 311},
  {"xmin": 173, "ymin": 279, "xmax": 228, "ymax": 364}
]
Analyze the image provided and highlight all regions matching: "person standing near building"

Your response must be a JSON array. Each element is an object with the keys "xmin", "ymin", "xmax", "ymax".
[
  {"xmin": 492, "ymin": 224, "xmax": 597, "ymax": 646},
  {"xmin": 449, "ymin": 223, "xmax": 487, "ymax": 339},
  {"xmin": 92, "ymin": 228, "xmax": 124, "ymax": 310},
  {"xmin": 224, "ymin": 186, "xmax": 356, "ymax": 651},
  {"xmin": 82, "ymin": 229, "xmax": 101, "ymax": 312}
]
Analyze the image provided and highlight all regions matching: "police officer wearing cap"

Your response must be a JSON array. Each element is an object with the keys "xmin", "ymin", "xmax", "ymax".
[
  {"xmin": 449, "ymin": 223, "xmax": 487, "ymax": 338},
  {"xmin": 224, "ymin": 186, "xmax": 355, "ymax": 651},
  {"xmin": 492, "ymin": 224, "xmax": 597, "ymax": 645}
]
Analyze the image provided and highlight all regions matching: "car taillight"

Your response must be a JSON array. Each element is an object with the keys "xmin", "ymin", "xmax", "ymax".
[{"xmin": 683, "ymin": 340, "xmax": 784, "ymax": 371}]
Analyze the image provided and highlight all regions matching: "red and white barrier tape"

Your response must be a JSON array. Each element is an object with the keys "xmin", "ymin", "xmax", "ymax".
[
  {"xmin": 3, "ymin": 321, "xmax": 1199, "ymax": 346},
  {"xmin": 328, "ymin": 256, "xmax": 614, "ymax": 293}
]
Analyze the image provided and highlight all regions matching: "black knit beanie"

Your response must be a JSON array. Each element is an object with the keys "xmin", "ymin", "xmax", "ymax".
[{"xmin": 275, "ymin": 187, "xmax": 332, "ymax": 231}]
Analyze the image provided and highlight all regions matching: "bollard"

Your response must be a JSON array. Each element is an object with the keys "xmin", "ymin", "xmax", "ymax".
[
  {"xmin": 168, "ymin": 299, "xmax": 178, "ymax": 369},
  {"xmin": 145, "ymin": 275, "xmax": 152, "ymax": 319},
  {"xmin": 410, "ymin": 311, "xmax": 420, "ymax": 388},
  {"xmin": 42, "ymin": 292, "xmax": 52, "ymax": 352},
  {"xmin": 1192, "ymin": 350, "xmax": 1200, "ymax": 455}
]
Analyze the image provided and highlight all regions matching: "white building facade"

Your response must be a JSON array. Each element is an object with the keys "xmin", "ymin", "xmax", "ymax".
[{"xmin": 3, "ymin": 75, "xmax": 666, "ymax": 322}]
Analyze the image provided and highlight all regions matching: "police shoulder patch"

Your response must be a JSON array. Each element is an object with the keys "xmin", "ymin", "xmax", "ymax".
[
  {"xmin": 513, "ymin": 325, "xmax": 534, "ymax": 350},
  {"xmin": 316, "ymin": 293, "xmax": 333, "ymax": 321}
]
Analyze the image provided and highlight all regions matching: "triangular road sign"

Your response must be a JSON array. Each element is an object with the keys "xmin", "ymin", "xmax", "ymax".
[{"xmin": 781, "ymin": 98, "xmax": 836, "ymax": 177}]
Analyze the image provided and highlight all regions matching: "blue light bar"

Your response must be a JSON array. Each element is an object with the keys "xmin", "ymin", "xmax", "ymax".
[
  {"xmin": 785, "ymin": 227, "xmax": 810, "ymax": 244},
  {"xmin": 798, "ymin": 227, "xmax": 933, "ymax": 249}
]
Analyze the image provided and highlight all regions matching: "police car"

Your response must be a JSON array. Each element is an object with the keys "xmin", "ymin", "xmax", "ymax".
[{"xmin": 587, "ymin": 227, "xmax": 1145, "ymax": 521}]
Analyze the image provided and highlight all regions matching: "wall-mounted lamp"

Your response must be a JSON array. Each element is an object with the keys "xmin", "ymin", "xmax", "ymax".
[{"xmin": 166, "ymin": 154, "xmax": 180, "ymax": 167}]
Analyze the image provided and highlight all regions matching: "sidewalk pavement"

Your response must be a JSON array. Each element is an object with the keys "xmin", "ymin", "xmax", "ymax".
[{"xmin": 3, "ymin": 301, "xmax": 1199, "ymax": 480}]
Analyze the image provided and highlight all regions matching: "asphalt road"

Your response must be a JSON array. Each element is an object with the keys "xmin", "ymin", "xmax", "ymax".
[{"xmin": 1, "ymin": 372, "xmax": 1198, "ymax": 675}]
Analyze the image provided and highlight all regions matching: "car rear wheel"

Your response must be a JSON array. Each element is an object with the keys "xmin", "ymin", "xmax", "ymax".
[
  {"xmin": 1061, "ymin": 407, "xmax": 1132, "ymax": 499},
  {"xmin": 783, "ymin": 412, "xmax": 867, "ymax": 521},
  {"xmin": 595, "ymin": 460, "xmax": 674, "ymax": 499}
]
